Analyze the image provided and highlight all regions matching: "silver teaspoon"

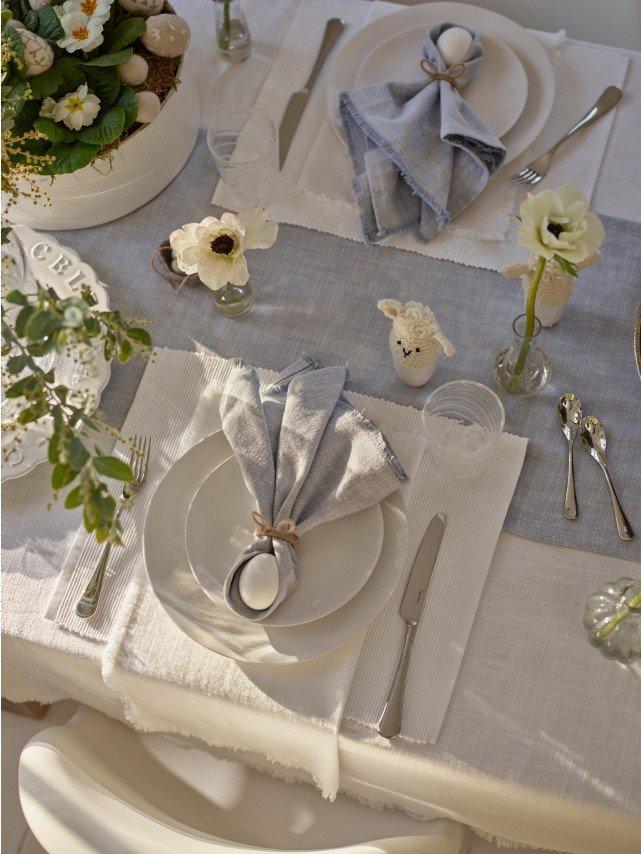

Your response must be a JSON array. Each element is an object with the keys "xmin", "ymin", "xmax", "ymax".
[
  {"xmin": 557, "ymin": 393, "xmax": 582, "ymax": 519},
  {"xmin": 579, "ymin": 416, "xmax": 635, "ymax": 541}
]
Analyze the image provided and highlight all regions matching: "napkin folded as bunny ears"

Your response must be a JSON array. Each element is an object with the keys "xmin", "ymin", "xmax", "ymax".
[
  {"xmin": 220, "ymin": 357, "xmax": 408, "ymax": 621},
  {"xmin": 339, "ymin": 22, "xmax": 507, "ymax": 244}
]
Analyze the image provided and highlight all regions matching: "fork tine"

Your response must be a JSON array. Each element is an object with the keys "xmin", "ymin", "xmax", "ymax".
[
  {"xmin": 129, "ymin": 433, "xmax": 138, "ymax": 475},
  {"xmin": 141, "ymin": 435, "xmax": 151, "ymax": 484},
  {"xmin": 132, "ymin": 433, "xmax": 143, "ymax": 484},
  {"xmin": 529, "ymin": 172, "xmax": 543, "ymax": 185}
]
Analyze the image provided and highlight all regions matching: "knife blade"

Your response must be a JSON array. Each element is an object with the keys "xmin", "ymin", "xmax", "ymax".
[
  {"xmin": 377, "ymin": 513, "xmax": 447, "ymax": 739},
  {"xmin": 279, "ymin": 17, "xmax": 346, "ymax": 169}
]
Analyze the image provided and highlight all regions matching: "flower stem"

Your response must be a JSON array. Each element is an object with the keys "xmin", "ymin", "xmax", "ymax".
[
  {"xmin": 219, "ymin": 0, "xmax": 232, "ymax": 50},
  {"xmin": 507, "ymin": 255, "xmax": 546, "ymax": 393},
  {"xmin": 596, "ymin": 591, "xmax": 641, "ymax": 640}
]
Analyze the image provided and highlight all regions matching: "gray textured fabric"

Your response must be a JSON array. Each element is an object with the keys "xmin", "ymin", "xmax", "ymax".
[
  {"xmin": 46, "ymin": 132, "xmax": 640, "ymax": 562},
  {"xmin": 339, "ymin": 23, "xmax": 506, "ymax": 243},
  {"xmin": 220, "ymin": 357, "xmax": 407, "ymax": 619}
]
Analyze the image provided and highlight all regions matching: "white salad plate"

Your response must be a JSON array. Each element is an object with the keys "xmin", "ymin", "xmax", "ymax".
[
  {"xmin": 1, "ymin": 225, "xmax": 111, "ymax": 482},
  {"xmin": 186, "ymin": 455, "xmax": 385, "ymax": 628},
  {"xmin": 144, "ymin": 430, "xmax": 408, "ymax": 665},
  {"xmin": 355, "ymin": 28, "xmax": 528, "ymax": 140},
  {"xmin": 326, "ymin": 2, "xmax": 555, "ymax": 165}
]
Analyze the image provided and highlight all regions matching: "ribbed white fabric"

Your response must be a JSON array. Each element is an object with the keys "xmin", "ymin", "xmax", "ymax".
[{"xmin": 212, "ymin": 0, "xmax": 629, "ymax": 272}]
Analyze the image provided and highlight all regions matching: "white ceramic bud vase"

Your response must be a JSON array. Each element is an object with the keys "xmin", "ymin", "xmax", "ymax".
[{"xmin": 388, "ymin": 329, "xmax": 440, "ymax": 387}]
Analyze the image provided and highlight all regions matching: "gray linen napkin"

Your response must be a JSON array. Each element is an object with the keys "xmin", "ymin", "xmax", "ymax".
[
  {"xmin": 339, "ymin": 22, "xmax": 506, "ymax": 243},
  {"xmin": 220, "ymin": 357, "xmax": 408, "ymax": 621}
]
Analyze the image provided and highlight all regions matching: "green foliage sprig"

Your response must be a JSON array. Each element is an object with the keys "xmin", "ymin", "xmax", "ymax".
[{"xmin": 1, "ymin": 280, "xmax": 153, "ymax": 544}]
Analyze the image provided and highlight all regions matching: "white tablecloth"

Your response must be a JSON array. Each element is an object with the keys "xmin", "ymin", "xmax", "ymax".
[{"xmin": 3, "ymin": 2, "xmax": 641, "ymax": 852}]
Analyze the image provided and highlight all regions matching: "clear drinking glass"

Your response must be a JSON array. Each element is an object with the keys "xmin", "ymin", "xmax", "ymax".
[
  {"xmin": 207, "ymin": 108, "xmax": 278, "ymax": 209},
  {"xmin": 422, "ymin": 381, "xmax": 505, "ymax": 480}
]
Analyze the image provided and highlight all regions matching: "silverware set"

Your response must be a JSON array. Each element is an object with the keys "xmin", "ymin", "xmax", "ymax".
[
  {"xmin": 508, "ymin": 86, "xmax": 622, "ymax": 187},
  {"xmin": 76, "ymin": 434, "xmax": 152, "ymax": 619},
  {"xmin": 557, "ymin": 395, "xmax": 634, "ymax": 541}
]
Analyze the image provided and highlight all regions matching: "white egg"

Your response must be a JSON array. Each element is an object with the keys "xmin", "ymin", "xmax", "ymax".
[
  {"xmin": 238, "ymin": 553, "xmax": 279, "ymax": 611},
  {"xmin": 436, "ymin": 27, "xmax": 472, "ymax": 67},
  {"xmin": 134, "ymin": 91, "xmax": 161, "ymax": 124}
]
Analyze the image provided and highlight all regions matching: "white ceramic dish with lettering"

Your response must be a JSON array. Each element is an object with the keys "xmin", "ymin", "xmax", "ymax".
[
  {"xmin": 355, "ymin": 29, "xmax": 527, "ymax": 140},
  {"xmin": 326, "ymin": 2, "xmax": 555, "ymax": 166},
  {"xmin": 144, "ymin": 430, "xmax": 408, "ymax": 665},
  {"xmin": 185, "ymin": 454, "xmax": 384, "ymax": 627},
  {"xmin": 1, "ymin": 225, "xmax": 111, "ymax": 482}
]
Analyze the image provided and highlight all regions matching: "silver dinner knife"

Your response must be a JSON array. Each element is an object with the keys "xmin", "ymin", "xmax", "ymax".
[
  {"xmin": 278, "ymin": 17, "xmax": 346, "ymax": 169},
  {"xmin": 377, "ymin": 513, "xmax": 447, "ymax": 739}
]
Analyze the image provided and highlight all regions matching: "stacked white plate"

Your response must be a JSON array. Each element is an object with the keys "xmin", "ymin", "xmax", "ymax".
[
  {"xmin": 144, "ymin": 428, "xmax": 409, "ymax": 665},
  {"xmin": 326, "ymin": 1, "xmax": 555, "ymax": 165}
]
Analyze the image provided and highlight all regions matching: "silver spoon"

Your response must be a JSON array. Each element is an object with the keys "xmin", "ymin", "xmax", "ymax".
[
  {"xmin": 579, "ymin": 417, "xmax": 634, "ymax": 541},
  {"xmin": 557, "ymin": 393, "xmax": 582, "ymax": 519}
]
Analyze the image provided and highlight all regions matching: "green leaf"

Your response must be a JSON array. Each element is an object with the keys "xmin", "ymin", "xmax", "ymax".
[
  {"xmin": 27, "ymin": 338, "xmax": 55, "ymax": 356},
  {"xmin": 27, "ymin": 62, "xmax": 63, "ymax": 99},
  {"xmin": 5, "ymin": 374, "xmax": 37, "ymax": 398},
  {"xmin": 42, "ymin": 141, "xmax": 99, "ymax": 175},
  {"xmin": 48, "ymin": 432, "xmax": 60, "ymax": 464},
  {"xmin": 126, "ymin": 327, "xmax": 152, "ymax": 348},
  {"xmin": 25, "ymin": 308, "xmax": 56, "ymax": 339},
  {"xmin": 64, "ymin": 485, "xmax": 84, "ymax": 509},
  {"xmin": 52, "ymin": 462, "xmax": 77, "ymax": 490},
  {"xmin": 14, "ymin": 305, "xmax": 34, "ymax": 337},
  {"xmin": 56, "ymin": 57, "xmax": 86, "ymax": 92},
  {"xmin": 4, "ymin": 24, "xmax": 25, "ymax": 66},
  {"xmin": 83, "ymin": 65, "xmax": 121, "ymax": 108},
  {"xmin": 78, "ymin": 106, "xmax": 124, "ymax": 145},
  {"xmin": 3, "ymin": 289, "xmax": 28, "ymax": 305},
  {"xmin": 36, "ymin": 4, "xmax": 64, "ymax": 41},
  {"xmin": 5, "ymin": 354, "xmax": 27, "ymax": 373},
  {"xmin": 116, "ymin": 85, "xmax": 137, "ymax": 129},
  {"xmin": 93, "ymin": 455, "xmax": 132, "ymax": 481},
  {"xmin": 23, "ymin": 9, "xmax": 38, "ymax": 31},
  {"xmin": 105, "ymin": 16, "xmax": 145, "ymax": 51},
  {"xmin": 553, "ymin": 254, "xmax": 579, "ymax": 277},
  {"xmin": 91, "ymin": 487, "xmax": 116, "ymax": 520},
  {"xmin": 68, "ymin": 436, "xmax": 90, "ymax": 470},
  {"xmin": 10, "ymin": 96, "xmax": 40, "ymax": 134},
  {"xmin": 79, "ymin": 48, "xmax": 133, "ymax": 68},
  {"xmin": 18, "ymin": 401, "xmax": 47, "ymax": 424},
  {"xmin": 33, "ymin": 116, "xmax": 77, "ymax": 143},
  {"xmin": 117, "ymin": 336, "xmax": 133, "ymax": 363},
  {"xmin": 1, "ymin": 79, "xmax": 31, "ymax": 122}
]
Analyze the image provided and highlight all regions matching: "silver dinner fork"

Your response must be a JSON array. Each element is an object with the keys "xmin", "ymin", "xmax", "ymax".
[
  {"xmin": 76, "ymin": 434, "xmax": 151, "ymax": 619},
  {"xmin": 508, "ymin": 86, "xmax": 622, "ymax": 187}
]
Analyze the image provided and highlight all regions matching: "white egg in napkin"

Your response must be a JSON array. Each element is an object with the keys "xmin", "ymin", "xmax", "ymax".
[
  {"xmin": 239, "ymin": 553, "xmax": 280, "ymax": 611},
  {"xmin": 436, "ymin": 26, "xmax": 472, "ymax": 66}
]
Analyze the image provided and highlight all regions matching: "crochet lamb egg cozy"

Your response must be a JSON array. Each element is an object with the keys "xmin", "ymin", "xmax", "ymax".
[{"xmin": 378, "ymin": 299, "xmax": 455, "ymax": 387}]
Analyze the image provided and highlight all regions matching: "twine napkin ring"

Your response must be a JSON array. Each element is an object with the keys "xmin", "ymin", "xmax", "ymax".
[
  {"xmin": 420, "ymin": 58, "xmax": 465, "ymax": 91},
  {"xmin": 251, "ymin": 511, "xmax": 299, "ymax": 547}
]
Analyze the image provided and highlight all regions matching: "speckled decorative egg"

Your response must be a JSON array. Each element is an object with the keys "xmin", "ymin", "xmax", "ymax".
[
  {"xmin": 117, "ymin": 0, "xmax": 163, "ymax": 17},
  {"xmin": 134, "ymin": 90, "xmax": 161, "ymax": 123},
  {"xmin": 436, "ymin": 26, "xmax": 472, "ymax": 67},
  {"xmin": 17, "ymin": 29, "xmax": 54, "ymax": 78},
  {"xmin": 8, "ymin": 18, "xmax": 26, "ymax": 29},
  {"xmin": 140, "ymin": 13, "xmax": 191, "ymax": 58},
  {"xmin": 119, "ymin": 53, "xmax": 149, "ymax": 86}
]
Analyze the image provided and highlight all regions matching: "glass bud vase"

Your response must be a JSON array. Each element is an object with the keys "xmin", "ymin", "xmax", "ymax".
[
  {"xmin": 584, "ymin": 577, "xmax": 641, "ymax": 665},
  {"xmin": 493, "ymin": 314, "xmax": 550, "ymax": 397},
  {"xmin": 215, "ymin": 0, "xmax": 252, "ymax": 63},
  {"xmin": 213, "ymin": 281, "xmax": 253, "ymax": 317}
]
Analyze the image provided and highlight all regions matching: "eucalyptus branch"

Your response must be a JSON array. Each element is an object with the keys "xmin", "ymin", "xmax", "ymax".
[{"xmin": 2, "ymin": 281, "xmax": 153, "ymax": 544}]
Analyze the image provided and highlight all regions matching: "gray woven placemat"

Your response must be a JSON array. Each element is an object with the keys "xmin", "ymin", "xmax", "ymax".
[{"xmin": 53, "ymin": 132, "xmax": 640, "ymax": 560}]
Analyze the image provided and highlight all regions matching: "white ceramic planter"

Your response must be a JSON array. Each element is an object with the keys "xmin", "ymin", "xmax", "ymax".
[{"xmin": 11, "ymin": 60, "xmax": 199, "ymax": 230}]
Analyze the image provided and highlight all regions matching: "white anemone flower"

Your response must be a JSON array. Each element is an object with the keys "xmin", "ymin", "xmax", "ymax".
[
  {"xmin": 56, "ymin": 7, "xmax": 105, "ymax": 52},
  {"xmin": 170, "ymin": 207, "xmax": 279, "ymax": 291},
  {"xmin": 39, "ymin": 96, "xmax": 58, "ymax": 119},
  {"xmin": 518, "ymin": 185, "xmax": 604, "ymax": 264},
  {"xmin": 53, "ymin": 84, "xmax": 100, "ymax": 130}
]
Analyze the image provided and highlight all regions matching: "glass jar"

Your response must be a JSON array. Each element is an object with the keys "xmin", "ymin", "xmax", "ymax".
[
  {"xmin": 422, "ymin": 380, "xmax": 505, "ymax": 480},
  {"xmin": 215, "ymin": 0, "xmax": 252, "ymax": 63},
  {"xmin": 213, "ymin": 281, "xmax": 253, "ymax": 317},
  {"xmin": 584, "ymin": 577, "xmax": 641, "ymax": 664},
  {"xmin": 493, "ymin": 314, "xmax": 550, "ymax": 397}
]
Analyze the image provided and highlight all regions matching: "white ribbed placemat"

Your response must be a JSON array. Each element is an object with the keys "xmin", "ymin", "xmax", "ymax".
[{"xmin": 212, "ymin": 0, "xmax": 629, "ymax": 271}]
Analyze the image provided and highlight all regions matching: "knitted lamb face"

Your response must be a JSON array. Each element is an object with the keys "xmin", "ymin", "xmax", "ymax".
[{"xmin": 378, "ymin": 299, "xmax": 455, "ymax": 369}]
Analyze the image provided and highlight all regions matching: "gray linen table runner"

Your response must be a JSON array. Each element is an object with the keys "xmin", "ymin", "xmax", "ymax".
[
  {"xmin": 220, "ymin": 357, "xmax": 408, "ymax": 620},
  {"xmin": 339, "ymin": 23, "xmax": 506, "ymax": 243}
]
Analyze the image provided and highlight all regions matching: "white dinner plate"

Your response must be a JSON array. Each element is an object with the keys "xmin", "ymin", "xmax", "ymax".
[
  {"xmin": 144, "ymin": 430, "xmax": 408, "ymax": 665},
  {"xmin": 326, "ymin": 2, "xmax": 555, "ymax": 165},
  {"xmin": 1, "ymin": 225, "xmax": 111, "ymax": 482},
  {"xmin": 355, "ymin": 28, "xmax": 528, "ymax": 140},
  {"xmin": 186, "ymin": 455, "xmax": 384, "ymax": 628}
]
